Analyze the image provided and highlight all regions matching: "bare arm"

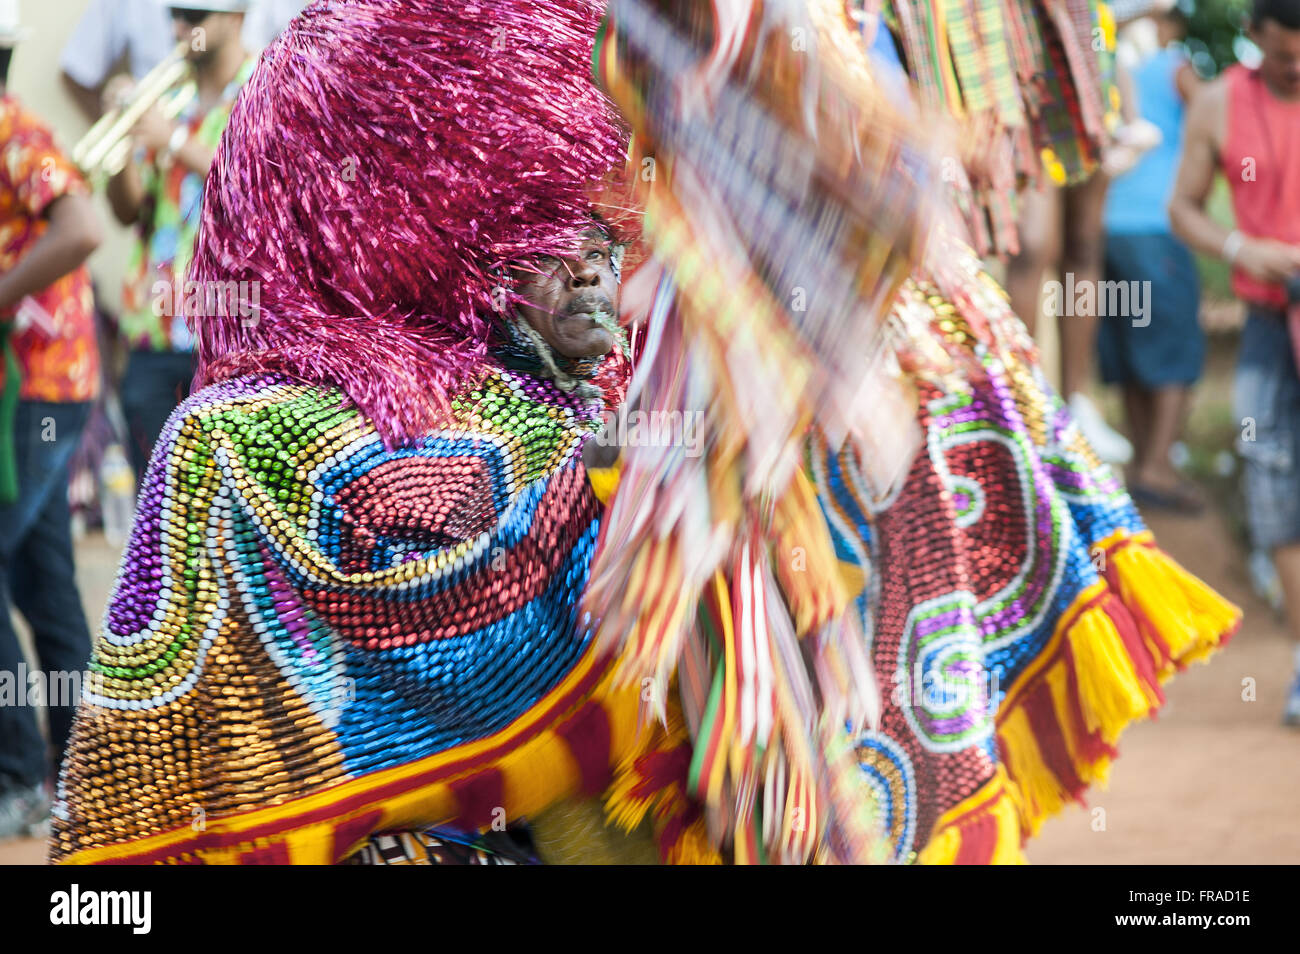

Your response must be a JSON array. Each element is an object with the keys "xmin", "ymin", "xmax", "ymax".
[
  {"xmin": 132, "ymin": 105, "xmax": 216, "ymax": 178},
  {"xmin": 1174, "ymin": 61, "xmax": 1200, "ymax": 103},
  {"xmin": 61, "ymin": 71, "xmax": 105, "ymax": 123},
  {"xmin": 1117, "ymin": 62, "xmax": 1138, "ymax": 123},
  {"xmin": 170, "ymin": 137, "xmax": 216, "ymax": 179},
  {"xmin": 1171, "ymin": 79, "xmax": 1300, "ymax": 283},
  {"xmin": 105, "ymin": 154, "xmax": 145, "ymax": 226},
  {"xmin": 99, "ymin": 74, "xmax": 147, "ymax": 226},
  {"xmin": 1169, "ymin": 79, "xmax": 1229, "ymax": 258},
  {"xmin": 0, "ymin": 193, "xmax": 102, "ymax": 313},
  {"xmin": 105, "ymin": 138, "xmax": 214, "ymax": 227}
]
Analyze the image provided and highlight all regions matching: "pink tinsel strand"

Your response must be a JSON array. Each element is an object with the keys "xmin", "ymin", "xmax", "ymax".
[{"xmin": 188, "ymin": 0, "xmax": 631, "ymax": 446}]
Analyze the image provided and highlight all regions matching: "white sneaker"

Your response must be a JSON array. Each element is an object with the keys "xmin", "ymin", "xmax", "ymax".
[
  {"xmin": 1068, "ymin": 392, "xmax": 1133, "ymax": 465},
  {"xmin": 1285, "ymin": 666, "xmax": 1300, "ymax": 728},
  {"xmin": 0, "ymin": 782, "xmax": 49, "ymax": 841},
  {"xmin": 1248, "ymin": 548, "xmax": 1284, "ymax": 617}
]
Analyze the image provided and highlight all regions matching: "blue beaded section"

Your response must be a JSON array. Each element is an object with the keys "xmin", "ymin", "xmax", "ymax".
[{"xmin": 330, "ymin": 518, "xmax": 599, "ymax": 775}]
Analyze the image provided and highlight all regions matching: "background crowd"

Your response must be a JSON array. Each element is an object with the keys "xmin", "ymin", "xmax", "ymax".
[{"xmin": 0, "ymin": 0, "xmax": 304, "ymax": 840}]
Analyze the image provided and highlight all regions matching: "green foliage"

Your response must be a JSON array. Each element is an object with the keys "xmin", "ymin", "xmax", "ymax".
[
  {"xmin": 1182, "ymin": 0, "xmax": 1254, "ymax": 75},
  {"xmin": 1195, "ymin": 177, "xmax": 1237, "ymax": 298}
]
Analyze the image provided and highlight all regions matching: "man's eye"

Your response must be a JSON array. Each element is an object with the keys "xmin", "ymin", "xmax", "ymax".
[{"xmin": 586, "ymin": 249, "xmax": 606, "ymax": 262}]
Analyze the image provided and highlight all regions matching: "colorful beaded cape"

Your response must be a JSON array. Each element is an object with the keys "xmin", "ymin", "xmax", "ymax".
[
  {"xmin": 813, "ymin": 242, "xmax": 1240, "ymax": 863},
  {"xmin": 51, "ymin": 361, "xmax": 671, "ymax": 864}
]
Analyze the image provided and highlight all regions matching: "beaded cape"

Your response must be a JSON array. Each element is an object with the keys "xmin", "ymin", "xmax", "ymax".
[
  {"xmin": 811, "ymin": 238, "xmax": 1240, "ymax": 862},
  {"xmin": 50, "ymin": 357, "xmax": 683, "ymax": 864}
]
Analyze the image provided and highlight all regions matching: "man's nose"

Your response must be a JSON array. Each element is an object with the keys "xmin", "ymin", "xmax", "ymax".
[{"xmin": 566, "ymin": 257, "xmax": 601, "ymax": 288}]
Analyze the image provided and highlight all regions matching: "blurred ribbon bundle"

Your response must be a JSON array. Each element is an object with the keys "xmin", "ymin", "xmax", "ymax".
[
  {"xmin": 883, "ymin": 0, "xmax": 1121, "ymax": 254},
  {"xmin": 586, "ymin": 0, "xmax": 940, "ymax": 863}
]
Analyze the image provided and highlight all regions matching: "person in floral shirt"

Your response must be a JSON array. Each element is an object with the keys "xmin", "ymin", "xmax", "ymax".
[
  {"xmin": 106, "ymin": 1, "xmax": 254, "ymax": 481},
  {"xmin": 0, "ymin": 6, "xmax": 105, "ymax": 839}
]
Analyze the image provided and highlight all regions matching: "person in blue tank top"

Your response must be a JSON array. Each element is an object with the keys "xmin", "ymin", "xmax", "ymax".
[{"xmin": 1100, "ymin": 1, "xmax": 1205, "ymax": 513}]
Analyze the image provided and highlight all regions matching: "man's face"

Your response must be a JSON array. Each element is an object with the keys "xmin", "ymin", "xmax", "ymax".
[
  {"xmin": 1253, "ymin": 19, "xmax": 1300, "ymax": 99},
  {"xmin": 513, "ymin": 230, "xmax": 620, "ymax": 359},
  {"xmin": 172, "ymin": 10, "xmax": 242, "ymax": 62}
]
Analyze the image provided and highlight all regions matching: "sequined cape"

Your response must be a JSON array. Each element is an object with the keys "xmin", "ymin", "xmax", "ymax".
[
  {"xmin": 50, "ymin": 357, "xmax": 691, "ymax": 864},
  {"xmin": 812, "ymin": 242, "xmax": 1240, "ymax": 863}
]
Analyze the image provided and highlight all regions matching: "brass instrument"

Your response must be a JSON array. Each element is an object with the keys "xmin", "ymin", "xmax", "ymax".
[{"xmin": 72, "ymin": 42, "xmax": 196, "ymax": 180}]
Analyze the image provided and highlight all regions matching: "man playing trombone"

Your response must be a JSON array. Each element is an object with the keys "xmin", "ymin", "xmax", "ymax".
[
  {"xmin": 101, "ymin": 1, "xmax": 253, "ymax": 483},
  {"xmin": 61, "ymin": 0, "xmax": 306, "ymax": 122}
]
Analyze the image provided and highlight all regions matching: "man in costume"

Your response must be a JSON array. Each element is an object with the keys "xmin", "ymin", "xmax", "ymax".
[
  {"xmin": 52, "ymin": 0, "xmax": 706, "ymax": 866},
  {"xmin": 54, "ymin": 0, "xmax": 1237, "ymax": 865},
  {"xmin": 348, "ymin": 227, "xmax": 635, "ymax": 866}
]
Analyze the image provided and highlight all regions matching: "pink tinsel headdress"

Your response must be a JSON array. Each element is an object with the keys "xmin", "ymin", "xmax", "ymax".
[{"xmin": 187, "ymin": 0, "xmax": 631, "ymax": 445}]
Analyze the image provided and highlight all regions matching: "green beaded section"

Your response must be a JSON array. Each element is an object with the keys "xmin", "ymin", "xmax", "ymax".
[
  {"xmin": 89, "ymin": 370, "xmax": 600, "ymax": 687},
  {"xmin": 452, "ymin": 370, "xmax": 604, "ymax": 486},
  {"xmin": 89, "ymin": 385, "xmax": 358, "ymax": 682}
]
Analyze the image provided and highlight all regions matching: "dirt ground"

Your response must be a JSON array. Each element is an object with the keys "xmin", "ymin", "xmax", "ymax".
[
  {"xmin": 2, "ymin": 501, "xmax": 1297, "ymax": 866},
  {"xmin": 1028, "ymin": 505, "xmax": 1300, "ymax": 864}
]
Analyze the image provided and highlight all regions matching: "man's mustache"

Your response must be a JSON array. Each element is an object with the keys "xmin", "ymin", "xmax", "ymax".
[{"xmin": 564, "ymin": 294, "xmax": 615, "ymax": 317}]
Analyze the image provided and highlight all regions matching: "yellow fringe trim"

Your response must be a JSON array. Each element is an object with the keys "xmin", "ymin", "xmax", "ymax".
[
  {"xmin": 997, "ymin": 705, "xmax": 1071, "ymax": 836},
  {"xmin": 988, "ymin": 531, "xmax": 1240, "ymax": 842},
  {"xmin": 1101, "ymin": 529, "xmax": 1241, "ymax": 674},
  {"xmin": 60, "ymin": 648, "xmax": 646, "ymax": 865},
  {"xmin": 587, "ymin": 460, "xmax": 622, "ymax": 506},
  {"xmin": 604, "ymin": 746, "xmax": 664, "ymax": 834},
  {"xmin": 1066, "ymin": 596, "xmax": 1158, "ymax": 742},
  {"xmin": 771, "ymin": 468, "xmax": 850, "ymax": 635},
  {"xmin": 918, "ymin": 766, "xmax": 1026, "ymax": 865},
  {"xmin": 602, "ymin": 683, "xmax": 724, "ymax": 863},
  {"xmin": 664, "ymin": 818, "xmax": 724, "ymax": 865}
]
